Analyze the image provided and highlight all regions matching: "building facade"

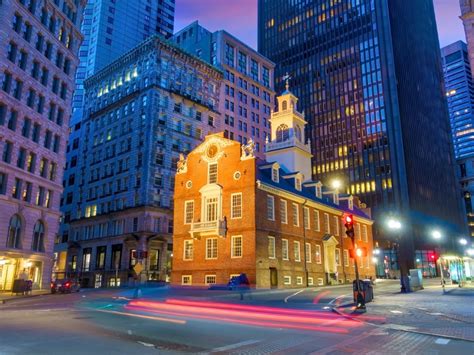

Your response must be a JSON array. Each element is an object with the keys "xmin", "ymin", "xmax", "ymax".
[
  {"xmin": 0, "ymin": 0, "xmax": 85, "ymax": 291},
  {"xmin": 258, "ymin": 0, "xmax": 466, "ymax": 274},
  {"xmin": 460, "ymin": 0, "xmax": 474, "ymax": 77},
  {"xmin": 59, "ymin": 36, "xmax": 222, "ymax": 287},
  {"xmin": 173, "ymin": 21, "xmax": 275, "ymax": 158},
  {"xmin": 172, "ymin": 90, "xmax": 375, "ymax": 288},
  {"xmin": 59, "ymin": 0, "xmax": 176, "ymax": 255},
  {"xmin": 442, "ymin": 41, "xmax": 474, "ymax": 241}
]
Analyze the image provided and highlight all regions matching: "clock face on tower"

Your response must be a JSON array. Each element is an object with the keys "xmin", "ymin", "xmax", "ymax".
[{"xmin": 206, "ymin": 144, "xmax": 218, "ymax": 159}]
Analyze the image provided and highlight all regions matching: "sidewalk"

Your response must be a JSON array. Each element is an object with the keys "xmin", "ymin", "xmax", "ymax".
[
  {"xmin": 0, "ymin": 289, "xmax": 50, "ymax": 304},
  {"xmin": 334, "ymin": 278, "xmax": 474, "ymax": 342}
]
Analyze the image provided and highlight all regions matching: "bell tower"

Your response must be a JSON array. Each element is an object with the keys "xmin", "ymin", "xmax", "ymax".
[{"xmin": 265, "ymin": 76, "xmax": 313, "ymax": 181}]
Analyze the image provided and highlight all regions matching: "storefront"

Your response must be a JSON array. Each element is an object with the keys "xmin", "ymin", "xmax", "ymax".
[{"xmin": 0, "ymin": 256, "xmax": 44, "ymax": 291}]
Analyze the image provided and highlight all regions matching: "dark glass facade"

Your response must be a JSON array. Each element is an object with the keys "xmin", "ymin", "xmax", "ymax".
[{"xmin": 258, "ymin": 0, "xmax": 466, "ymax": 260}]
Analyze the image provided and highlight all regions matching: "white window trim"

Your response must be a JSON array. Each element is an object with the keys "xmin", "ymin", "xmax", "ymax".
[
  {"xmin": 267, "ymin": 195, "xmax": 275, "ymax": 221},
  {"xmin": 362, "ymin": 225, "xmax": 368, "ymax": 242},
  {"xmin": 343, "ymin": 249, "xmax": 349, "ymax": 267},
  {"xmin": 181, "ymin": 275, "xmax": 192, "ymax": 285},
  {"xmin": 333, "ymin": 216, "xmax": 340, "ymax": 236},
  {"xmin": 296, "ymin": 276, "xmax": 303, "ymax": 285},
  {"xmin": 336, "ymin": 248, "xmax": 341, "ymax": 266},
  {"xmin": 184, "ymin": 200, "xmax": 194, "ymax": 225},
  {"xmin": 304, "ymin": 207, "xmax": 310, "ymax": 230},
  {"xmin": 294, "ymin": 241, "xmax": 301, "ymax": 262},
  {"xmin": 280, "ymin": 199, "xmax": 288, "ymax": 224},
  {"xmin": 305, "ymin": 242, "xmax": 311, "ymax": 263},
  {"xmin": 272, "ymin": 167, "xmax": 279, "ymax": 183},
  {"xmin": 208, "ymin": 162, "xmax": 218, "ymax": 184},
  {"xmin": 230, "ymin": 193, "xmax": 242, "ymax": 219},
  {"xmin": 324, "ymin": 213, "xmax": 330, "ymax": 234},
  {"xmin": 205, "ymin": 237, "xmax": 218, "ymax": 260},
  {"xmin": 314, "ymin": 210, "xmax": 320, "ymax": 231},
  {"xmin": 183, "ymin": 239, "xmax": 193, "ymax": 261},
  {"xmin": 205, "ymin": 274, "xmax": 217, "ymax": 285},
  {"xmin": 292, "ymin": 203, "xmax": 299, "ymax": 227},
  {"xmin": 315, "ymin": 244, "xmax": 322, "ymax": 264},
  {"xmin": 308, "ymin": 277, "xmax": 314, "ymax": 286},
  {"xmin": 268, "ymin": 236, "xmax": 276, "ymax": 259},
  {"xmin": 231, "ymin": 235, "xmax": 243, "ymax": 258},
  {"xmin": 284, "ymin": 276, "xmax": 292, "ymax": 285},
  {"xmin": 282, "ymin": 238, "xmax": 289, "ymax": 260}
]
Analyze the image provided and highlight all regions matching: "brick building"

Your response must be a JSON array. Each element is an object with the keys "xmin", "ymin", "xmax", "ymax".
[
  {"xmin": 172, "ymin": 89, "xmax": 375, "ymax": 288},
  {"xmin": 0, "ymin": 0, "xmax": 85, "ymax": 291},
  {"xmin": 59, "ymin": 35, "xmax": 222, "ymax": 288}
]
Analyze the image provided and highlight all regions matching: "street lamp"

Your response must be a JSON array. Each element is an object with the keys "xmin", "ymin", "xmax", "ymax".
[
  {"xmin": 386, "ymin": 218, "xmax": 409, "ymax": 292},
  {"xmin": 432, "ymin": 230, "xmax": 442, "ymax": 240},
  {"xmin": 387, "ymin": 219, "xmax": 402, "ymax": 230},
  {"xmin": 331, "ymin": 179, "xmax": 342, "ymax": 190},
  {"xmin": 459, "ymin": 238, "xmax": 468, "ymax": 246}
]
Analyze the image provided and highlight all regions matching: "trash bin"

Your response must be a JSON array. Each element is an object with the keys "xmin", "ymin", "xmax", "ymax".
[
  {"xmin": 363, "ymin": 280, "xmax": 374, "ymax": 302},
  {"xmin": 12, "ymin": 279, "xmax": 27, "ymax": 295},
  {"xmin": 353, "ymin": 280, "xmax": 366, "ymax": 303}
]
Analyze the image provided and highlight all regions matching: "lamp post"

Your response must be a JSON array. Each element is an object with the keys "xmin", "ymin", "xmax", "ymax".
[{"xmin": 387, "ymin": 218, "xmax": 408, "ymax": 293}]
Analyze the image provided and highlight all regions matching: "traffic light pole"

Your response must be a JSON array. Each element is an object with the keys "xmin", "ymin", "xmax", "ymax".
[{"xmin": 344, "ymin": 214, "xmax": 365, "ymax": 309}]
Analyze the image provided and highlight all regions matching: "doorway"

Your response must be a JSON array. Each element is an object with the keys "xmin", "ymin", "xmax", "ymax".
[{"xmin": 270, "ymin": 267, "xmax": 278, "ymax": 288}]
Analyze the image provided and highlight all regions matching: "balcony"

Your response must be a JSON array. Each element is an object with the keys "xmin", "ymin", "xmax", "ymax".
[
  {"xmin": 265, "ymin": 136, "xmax": 311, "ymax": 153},
  {"xmin": 189, "ymin": 219, "xmax": 226, "ymax": 239}
]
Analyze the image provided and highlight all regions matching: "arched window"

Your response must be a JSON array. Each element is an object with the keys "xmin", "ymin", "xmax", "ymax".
[
  {"xmin": 295, "ymin": 125, "xmax": 302, "ymax": 141},
  {"xmin": 276, "ymin": 124, "xmax": 290, "ymax": 142},
  {"xmin": 282, "ymin": 100, "xmax": 287, "ymax": 111},
  {"xmin": 32, "ymin": 221, "xmax": 45, "ymax": 252},
  {"xmin": 7, "ymin": 215, "xmax": 22, "ymax": 249}
]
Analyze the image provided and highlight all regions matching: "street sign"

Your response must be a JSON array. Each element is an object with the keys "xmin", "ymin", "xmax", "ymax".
[{"xmin": 133, "ymin": 262, "xmax": 143, "ymax": 274}]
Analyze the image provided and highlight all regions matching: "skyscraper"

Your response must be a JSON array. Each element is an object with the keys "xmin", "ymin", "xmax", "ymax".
[
  {"xmin": 0, "ymin": 0, "xmax": 85, "ymax": 291},
  {"xmin": 56, "ymin": 36, "xmax": 222, "ymax": 286},
  {"xmin": 460, "ymin": 0, "xmax": 474, "ymax": 77},
  {"xmin": 57, "ymin": 0, "xmax": 175, "ymax": 273},
  {"xmin": 258, "ymin": 0, "xmax": 466, "ymax": 277},
  {"xmin": 173, "ymin": 21, "xmax": 275, "ymax": 158},
  {"xmin": 442, "ymin": 41, "xmax": 474, "ymax": 241}
]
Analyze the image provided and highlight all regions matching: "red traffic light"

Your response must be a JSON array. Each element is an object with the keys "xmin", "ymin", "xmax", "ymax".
[{"xmin": 344, "ymin": 214, "xmax": 353, "ymax": 224}]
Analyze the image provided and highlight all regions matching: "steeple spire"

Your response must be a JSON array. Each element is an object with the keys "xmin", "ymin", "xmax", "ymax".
[{"xmin": 283, "ymin": 72, "xmax": 291, "ymax": 92}]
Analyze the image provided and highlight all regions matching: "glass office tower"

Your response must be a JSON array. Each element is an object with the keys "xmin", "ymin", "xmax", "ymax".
[
  {"xmin": 258, "ymin": 0, "xmax": 466, "ymax": 274},
  {"xmin": 442, "ymin": 41, "xmax": 474, "ymax": 241}
]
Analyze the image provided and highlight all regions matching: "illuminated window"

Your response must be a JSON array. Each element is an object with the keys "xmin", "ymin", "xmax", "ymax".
[
  {"xmin": 184, "ymin": 200, "xmax": 194, "ymax": 224},
  {"xmin": 315, "ymin": 244, "xmax": 322, "ymax": 264}
]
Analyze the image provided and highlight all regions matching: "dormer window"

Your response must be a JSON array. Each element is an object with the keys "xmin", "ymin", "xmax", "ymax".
[
  {"xmin": 295, "ymin": 177, "xmax": 302, "ymax": 191},
  {"xmin": 348, "ymin": 196, "xmax": 354, "ymax": 210},
  {"xmin": 316, "ymin": 183, "xmax": 322, "ymax": 198},
  {"xmin": 272, "ymin": 166, "xmax": 279, "ymax": 183}
]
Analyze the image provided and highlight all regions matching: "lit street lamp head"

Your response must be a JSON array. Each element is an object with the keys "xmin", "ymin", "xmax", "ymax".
[
  {"xmin": 331, "ymin": 179, "xmax": 342, "ymax": 190},
  {"xmin": 387, "ymin": 219, "xmax": 402, "ymax": 230},
  {"xmin": 432, "ymin": 230, "xmax": 442, "ymax": 240},
  {"xmin": 459, "ymin": 238, "xmax": 468, "ymax": 246}
]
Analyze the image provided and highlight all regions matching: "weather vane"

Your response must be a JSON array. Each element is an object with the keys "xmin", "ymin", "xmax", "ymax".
[{"xmin": 283, "ymin": 72, "xmax": 291, "ymax": 91}]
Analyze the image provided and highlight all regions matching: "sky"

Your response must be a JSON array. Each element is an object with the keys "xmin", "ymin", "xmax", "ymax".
[{"xmin": 174, "ymin": 0, "xmax": 466, "ymax": 50}]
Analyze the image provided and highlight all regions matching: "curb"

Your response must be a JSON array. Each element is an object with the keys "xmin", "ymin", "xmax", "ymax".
[
  {"xmin": 331, "ymin": 305, "xmax": 474, "ymax": 343},
  {"xmin": 0, "ymin": 292, "xmax": 50, "ymax": 304}
]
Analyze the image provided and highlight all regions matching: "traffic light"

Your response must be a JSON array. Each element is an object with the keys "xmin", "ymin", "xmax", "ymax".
[{"xmin": 344, "ymin": 214, "xmax": 355, "ymax": 239}]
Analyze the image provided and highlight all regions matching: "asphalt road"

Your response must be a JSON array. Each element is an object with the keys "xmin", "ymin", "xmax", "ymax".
[{"xmin": 0, "ymin": 282, "xmax": 472, "ymax": 354}]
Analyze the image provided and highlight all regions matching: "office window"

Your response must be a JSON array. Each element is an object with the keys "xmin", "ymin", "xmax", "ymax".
[
  {"xmin": 231, "ymin": 193, "xmax": 242, "ymax": 218},
  {"xmin": 22, "ymin": 182, "xmax": 32, "ymax": 202},
  {"xmin": 231, "ymin": 235, "xmax": 242, "ymax": 257},
  {"xmin": 280, "ymin": 199, "xmax": 287, "ymax": 224},
  {"xmin": 12, "ymin": 178, "xmax": 22, "ymax": 199},
  {"xmin": 268, "ymin": 236, "xmax": 276, "ymax": 258},
  {"xmin": 282, "ymin": 239, "xmax": 289, "ymax": 260},
  {"xmin": 324, "ymin": 213, "xmax": 330, "ymax": 234},
  {"xmin": 184, "ymin": 200, "xmax": 194, "ymax": 224},
  {"xmin": 3, "ymin": 141, "xmax": 13, "ymax": 163},
  {"xmin": 267, "ymin": 195, "xmax": 275, "ymax": 220},
  {"xmin": 17, "ymin": 147, "xmax": 26, "ymax": 169},
  {"xmin": 294, "ymin": 241, "xmax": 301, "ymax": 262},
  {"xmin": 315, "ymin": 244, "xmax": 322, "ymax": 264},
  {"xmin": 0, "ymin": 173, "xmax": 7, "ymax": 194},
  {"xmin": 303, "ymin": 207, "xmax": 310, "ymax": 229},
  {"xmin": 183, "ymin": 240, "xmax": 193, "ymax": 260},
  {"xmin": 208, "ymin": 162, "xmax": 217, "ymax": 184},
  {"xmin": 292, "ymin": 203, "xmax": 299, "ymax": 226},
  {"xmin": 206, "ymin": 238, "xmax": 218, "ymax": 259}
]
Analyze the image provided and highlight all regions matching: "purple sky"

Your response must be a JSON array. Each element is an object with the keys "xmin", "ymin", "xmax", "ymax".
[{"xmin": 175, "ymin": 0, "xmax": 465, "ymax": 49}]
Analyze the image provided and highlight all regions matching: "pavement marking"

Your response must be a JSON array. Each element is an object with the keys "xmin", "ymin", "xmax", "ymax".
[
  {"xmin": 328, "ymin": 294, "xmax": 349, "ymax": 306},
  {"xmin": 95, "ymin": 309, "xmax": 187, "ymax": 325},
  {"xmin": 427, "ymin": 312, "xmax": 444, "ymax": 316},
  {"xmin": 284, "ymin": 289, "xmax": 305, "ymax": 303},
  {"xmin": 137, "ymin": 341, "xmax": 155, "ymax": 347},
  {"xmin": 127, "ymin": 330, "xmax": 133, "ymax": 335},
  {"xmin": 435, "ymin": 338, "xmax": 450, "ymax": 345},
  {"xmin": 390, "ymin": 310, "xmax": 403, "ymax": 314},
  {"xmin": 210, "ymin": 340, "xmax": 260, "ymax": 352}
]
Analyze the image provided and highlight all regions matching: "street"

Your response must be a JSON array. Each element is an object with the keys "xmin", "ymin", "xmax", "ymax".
[{"xmin": 0, "ymin": 280, "xmax": 473, "ymax": 354}]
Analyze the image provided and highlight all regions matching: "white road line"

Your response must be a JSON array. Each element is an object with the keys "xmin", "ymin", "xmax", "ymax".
[
  {"xmin": 211, "ymin": 340, "xmax": 260, "ymax": 352},
  {"xmin": 435, "ymin": 338, "xmax": 450, "ymax": 345},
  {"xmin": 284, "ymin": 289, "xmax": 305, "ymax": 303},
  {"xmin": 137, "ymin": 341, "xmax": 155, "ymax": 347},
  {"xmin": 328, "ymin": 294, "xmax": 349, "ymax": 306}
]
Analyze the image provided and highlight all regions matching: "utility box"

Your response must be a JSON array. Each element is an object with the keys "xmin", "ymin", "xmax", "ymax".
[{"xmin": 409, "ymin": 269, "xmax": 424, "ymax": 291}]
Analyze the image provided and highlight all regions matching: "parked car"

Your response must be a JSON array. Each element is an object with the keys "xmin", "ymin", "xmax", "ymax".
[{"xmin": 51, "ymin": 279, "xmax": 80, "ymax": 294}]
